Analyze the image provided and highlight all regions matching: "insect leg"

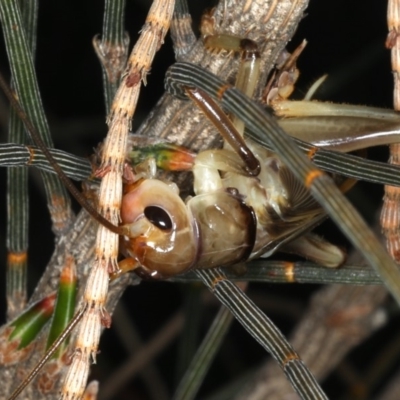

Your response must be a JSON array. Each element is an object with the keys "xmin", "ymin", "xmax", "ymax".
[
  {"xmin": 185, "ymin": 87, "xmax": 260, "ymax": 176},
  {"xmin": 165, "ymin": 62, "xmax": 400, "ymax": 305},
  {"xmin": 274, "ymin": 100, "xmax": 400, "ymax": 152}
]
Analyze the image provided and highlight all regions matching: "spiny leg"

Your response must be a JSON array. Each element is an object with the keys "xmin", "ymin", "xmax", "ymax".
[
  {"xmin": 186, "ymin": 35, "xmax": 327, "ymax": 264},
  {"xmin": 165, "ymin": 62, "xmax": 400, "ymax": 304}
]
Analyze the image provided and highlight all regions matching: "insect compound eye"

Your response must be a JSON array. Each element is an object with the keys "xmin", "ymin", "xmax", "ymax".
[{"xmin": 144, "ymin": 206, "xmax": 173, "ymax": 231}]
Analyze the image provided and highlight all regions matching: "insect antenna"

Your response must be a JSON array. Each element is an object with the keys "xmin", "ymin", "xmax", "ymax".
[
  {"xmin": 0, "ymin": 70, "xmax": 124, "ymax": 236},
  {"xmin": 0, "ymin": 67, "xmax": 133, "ymax": 399}
]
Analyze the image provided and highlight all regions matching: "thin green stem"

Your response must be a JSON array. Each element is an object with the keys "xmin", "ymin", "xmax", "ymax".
[
  {"xmin": 196, "ymin": 268, "xmax": 328, "ymax": 400},
  {"xmin": 0, "ymin": 144, "xmax": 92, "ymax": 181},
  {"xmin": 0, "ymin": 0, "xmax": 73, "ymax": 235},
  {"xmin": 5, "ymin": 0, "xmax": 37, "ymax": 321},
  {"xmin": 6, "ymin": 106, "xmax": 29, "ymax": 321},
  {"xmin": 171, "ymin": 261, "xmax": 382, "ymax": 286},
  {"xmin": 173, "ymin": 304, "xmax": 234, "ymax": 400}
]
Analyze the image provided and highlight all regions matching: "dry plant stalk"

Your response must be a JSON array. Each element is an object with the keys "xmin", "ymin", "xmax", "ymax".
[{"xmin": 60, "ymin": 1, "xmax": 175, "ymax": 398}]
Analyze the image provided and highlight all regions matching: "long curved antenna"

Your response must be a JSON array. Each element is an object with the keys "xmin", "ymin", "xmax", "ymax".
[
  {"xmin": 0, "ymin": 71, "xmax": 124, "ymax": 235},
  {"xmin": 165, "ymin": 62, "xmax": 400, "ymax": 306}
]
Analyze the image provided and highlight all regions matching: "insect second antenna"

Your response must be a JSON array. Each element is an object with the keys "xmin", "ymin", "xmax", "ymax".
[
  {"xmin": 0, "ymin": 71, "xmax": 124, "ymax": 236},
  {"xmin": 165, "ymin": 61, "xmax": 400, "ymax": 305}
]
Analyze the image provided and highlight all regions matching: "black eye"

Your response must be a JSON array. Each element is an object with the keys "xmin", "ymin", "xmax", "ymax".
[{"xmin": 144, "ymin": 206, "xmax": 172, "ymax": 231}]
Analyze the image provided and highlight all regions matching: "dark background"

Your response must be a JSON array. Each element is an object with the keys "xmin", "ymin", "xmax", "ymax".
[{"xmin": 0, "ymin": 1, "xmax": 397, "ymax": 399}]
